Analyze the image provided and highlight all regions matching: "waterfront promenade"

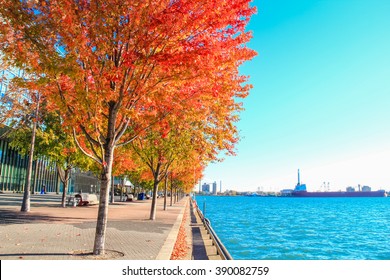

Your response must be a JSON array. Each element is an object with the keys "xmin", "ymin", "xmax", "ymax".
[{"xmin": 0, "ymin": 193, "xmax": 189, "ymax": 260}]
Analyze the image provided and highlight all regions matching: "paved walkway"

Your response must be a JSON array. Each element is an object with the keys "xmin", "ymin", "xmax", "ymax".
[{"xmin": 0, "ymin": 193, "xmax": 188, "ymax": 260}]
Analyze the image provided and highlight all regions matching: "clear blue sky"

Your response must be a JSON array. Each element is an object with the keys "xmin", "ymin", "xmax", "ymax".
[{"xmin": 203, "ymin": 0, "xmax": 390, "ymax": 192}]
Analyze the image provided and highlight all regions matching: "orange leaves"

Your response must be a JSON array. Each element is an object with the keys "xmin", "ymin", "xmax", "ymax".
[
  {"xmin": 159, "ymin": 119, "xmax": 170, "ymax": 139},
  {"xmin": 57, "ymin": 74, "xmax": 74, "ymax": 92},
  {"xmin": 112, "ymin": 147, "xmax": 137, "ymax": 175},
  {"xmin": 16, "ymin": 41, "xmax": 23, "ymax": 53},
  {"xmin": 62, "ymin": 146, "xmax": 77, "ymax": 155},
  {"xmin": 62, "ymin": 13, "xmax": 73, "ymax": 26},
  {"xmin": 170, "ymin": 203, "xmax": 189, "ymax": 260},
  {"xmin": 1, "ymin": 0, "xmax": 256, "ymax": 181},
  {"xmin": 121, "ymin": 51, "xmax": 137, "ymax": 69}
]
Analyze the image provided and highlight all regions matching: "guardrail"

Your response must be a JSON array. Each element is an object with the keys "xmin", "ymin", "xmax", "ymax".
[{"xmin": 195, "ymin": 201, "xmax": 233, "ymax": 260}]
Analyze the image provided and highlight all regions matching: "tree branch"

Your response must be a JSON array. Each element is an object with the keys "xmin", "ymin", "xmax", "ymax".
[{"xmin": 73, "ymin": 128, "xmax": 102, "ymax": 164}]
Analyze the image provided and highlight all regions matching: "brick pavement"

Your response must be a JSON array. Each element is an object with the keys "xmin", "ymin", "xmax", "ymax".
[{"xmin": 0, "ymin": 193, "xmax": 188, "ymax": 260}]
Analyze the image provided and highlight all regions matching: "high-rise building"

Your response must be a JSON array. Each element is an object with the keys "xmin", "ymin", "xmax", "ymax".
[
  {"xmin": 202, "ymin": 183, "xmax": 210, "ymax": 193},
  {"xmin": 212, "ymin": 181, "xmax": 217, "ymax": 195}
]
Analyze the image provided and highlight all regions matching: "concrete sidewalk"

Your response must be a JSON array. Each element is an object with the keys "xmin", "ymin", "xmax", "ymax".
[{"xmin": 0, "ymin": 193, "xmax": 188, "ymax": 260}]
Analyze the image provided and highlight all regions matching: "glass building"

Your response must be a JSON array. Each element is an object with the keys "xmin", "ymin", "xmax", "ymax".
[
  {"xmin": 0, "ymin": 130, "xmax": 100, "ymax": 194},
  {"xmin": 0, "ymin": 131, "xmax": 59, "ymax": 193}
]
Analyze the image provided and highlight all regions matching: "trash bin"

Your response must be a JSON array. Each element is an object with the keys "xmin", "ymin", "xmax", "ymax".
[{"xmin": 138, "ymin": 193, "xmax": 145, "ymax": 200}]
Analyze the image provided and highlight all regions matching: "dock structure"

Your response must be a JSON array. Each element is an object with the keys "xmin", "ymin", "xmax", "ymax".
[{"xmin": 190, "ymin": 199, "xmax": 232, "ymax": 260}]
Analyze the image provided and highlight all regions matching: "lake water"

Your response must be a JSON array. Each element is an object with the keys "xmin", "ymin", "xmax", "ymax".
[{"xmin": 194, "ymin": 195, "xmax": 390, "ymax": 260}]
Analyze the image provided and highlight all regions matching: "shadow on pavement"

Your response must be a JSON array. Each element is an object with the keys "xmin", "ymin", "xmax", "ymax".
[
  {"xmin": 0, "ymin": 253, "xmax": 74, "ymax": 258},
  {"xmin": 0, "ymin": 209, "xmax": 86, "ymax": 225}
]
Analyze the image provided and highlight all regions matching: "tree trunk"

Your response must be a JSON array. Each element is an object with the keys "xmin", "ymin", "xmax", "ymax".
[
  {"xmin": 163, "ymin": 174, "xmax": 167, "ymax": 211},
  {"xmin": 170, "ymin": 180, "xmax": 173, "ymax": 207},
  {"xmin": 110, "ymin": 175, "xmax": 115, "ymax": 204},
  {"xmin": 60, "ymin": 166, "xmax": 71, "ymax": 208},
  {"xmin": 149, "ymin": 162, "xmax": 162, "ymax": 220},
  {"xmin": 32, "ymin": 159, "xmax": 39, "ymax": 194},
  {"xmin": 133, "ymin": 185, "xmax": 138, "ymax": 198},
  {"xmin": 120, "ymin": 177, "xmax": 124, "ymax": 202},
  {"xmin": 21, "ymin": 99, "xmax": 39, "ymax": 212},
  {"xmin": 61, "ymin": 179, "xmax": 68, "ymax": 208},
  {"xmin": 93, "ymin": 148, "xmax": 114, "ymax": 255},
  {"xmin": 149, "ymin": 178, "xmax": 159, "ymax": 220}
]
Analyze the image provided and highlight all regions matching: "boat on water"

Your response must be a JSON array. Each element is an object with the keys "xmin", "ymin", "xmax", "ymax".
[{"xmin": 282, "ymin": 170, "xmax": 387, "ymax": 197}]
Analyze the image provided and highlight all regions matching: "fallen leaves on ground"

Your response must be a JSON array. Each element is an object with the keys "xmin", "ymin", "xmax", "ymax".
[{"xmin": 170, "ymin": 204, "xmax": 190, "ymax": 260}]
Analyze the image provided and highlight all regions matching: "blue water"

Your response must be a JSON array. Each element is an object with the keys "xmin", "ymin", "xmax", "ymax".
[{"xmin": 194, "ymin": 196, "xmax": 390, "ymax": 260}]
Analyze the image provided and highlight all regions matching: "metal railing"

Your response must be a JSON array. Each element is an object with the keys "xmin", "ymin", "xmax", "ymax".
[{"xmin": 195, "ymin": 202, "xmax": 233, "ymax": 260}]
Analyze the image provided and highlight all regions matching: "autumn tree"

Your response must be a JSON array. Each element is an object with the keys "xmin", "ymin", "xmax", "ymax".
[
  {"xmin": 34, "ymin": 112, "xmax": 95, "ymax": 207},
  {"xmin": 0, "ymin": 59, "xmax": 16, "ymax": 127},
  {"xmin": 131, "ymin": 122, "xmax": 188, "ymax": 220},
  {"xmin": 169, "ymin": 150, "xmax": 205, "ymax": 202},
  {"xmin": 0, "ymin": 0, "xmax": 255, "ymax": 255},
  {"xmin": 131, "ymin": 95, "xmax": 235, "ymax": 220},
  {"xmin": 110, "ymin": 146, "xmax": 139, "ymax": 202},
  {"xmin": 0, "ymin": 67, "xmax": 42, "ymax": 211}
]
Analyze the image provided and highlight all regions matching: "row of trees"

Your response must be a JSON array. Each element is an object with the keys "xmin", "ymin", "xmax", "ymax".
[{"xmin": 0, "ymin": 0, "xmax": 256, "ymax": 255}]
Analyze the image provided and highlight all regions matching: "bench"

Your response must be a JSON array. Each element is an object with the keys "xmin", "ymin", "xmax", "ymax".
[
  {"xmin": 67, "ymin": 194, "xmax": 99, "ymax": 206},
  {"xmin": 67, "ymin": 196, "xmax": 81, "ymax": 207},
  {"xmin": 75, "ymin": 193, "xmax": 99, "ymax": 206},
  {"xmin": 118, "ymin": 194, "xmax": 134, "ymax": 202}
]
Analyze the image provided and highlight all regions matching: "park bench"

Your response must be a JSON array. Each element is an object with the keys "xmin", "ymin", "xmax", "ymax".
[
  {"xmin": 67, "ymin": 195, "xmax": 81, "ymax": 207},
  {"xmin": 76, "ymin": 193, "xmax": 99, "ymax": 206},
  {"xmin": 67, "ymin": 193, "xmax": 99, "ymax": 206},
  {"xmin": 118, "ymin": 194, "xmax": 134, "ymax": 202}
]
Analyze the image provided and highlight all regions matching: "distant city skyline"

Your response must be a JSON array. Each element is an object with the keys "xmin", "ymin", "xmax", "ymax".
[{"xmin": 203, "ymin": 0, "xmax": 390, "ymax": 192}]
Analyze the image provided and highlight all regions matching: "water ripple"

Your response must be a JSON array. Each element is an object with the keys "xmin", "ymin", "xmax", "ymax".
[{"xmin": 196, "ymin": 196, "xmax": 390, "ymax": 260}]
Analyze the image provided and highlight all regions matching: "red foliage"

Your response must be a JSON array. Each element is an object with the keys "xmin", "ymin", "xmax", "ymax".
[{"xmin": 170, "ymin": 202, "xmax": 190, "ymax": 260}]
